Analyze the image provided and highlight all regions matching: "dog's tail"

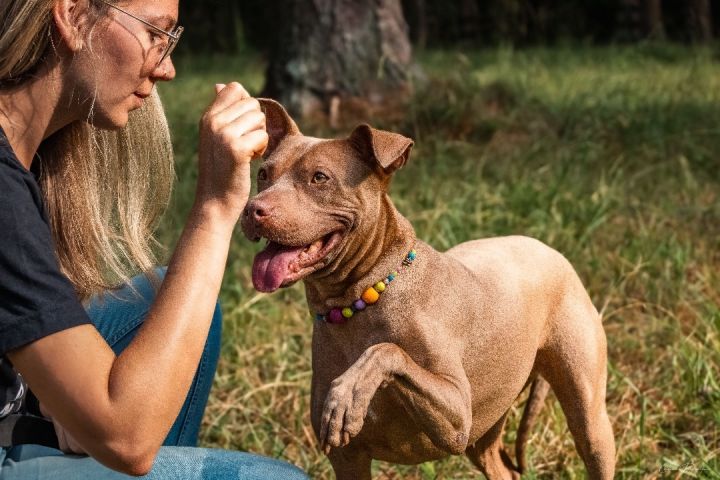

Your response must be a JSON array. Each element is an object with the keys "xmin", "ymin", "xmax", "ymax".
[{"xmin": 515, "ymin": 376, "xmax": 551, "ymax": 474}]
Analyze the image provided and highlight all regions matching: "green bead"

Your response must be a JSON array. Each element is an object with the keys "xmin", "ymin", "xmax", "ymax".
[
  {"xmin": 374, "ymin": 281, "xmax": 386, "ymax": 292},
  {"xmin": 342, "ymin": 307, "xmax": 354, "ymax": 318}
]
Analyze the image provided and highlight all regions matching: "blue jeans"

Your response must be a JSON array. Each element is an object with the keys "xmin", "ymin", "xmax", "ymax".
[{"xmin": 0, "ymin": 269, "xmax": 308, "ymax": 479}]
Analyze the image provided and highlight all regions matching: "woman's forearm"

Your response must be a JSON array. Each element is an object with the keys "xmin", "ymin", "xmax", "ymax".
[{"xmin": 105, "ymin": 205, "xmax": 235, "ymax": 455}]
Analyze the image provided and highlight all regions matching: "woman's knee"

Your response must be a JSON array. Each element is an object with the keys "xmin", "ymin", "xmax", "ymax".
[
  {"xmin": 208, "ymin": 300, "xmax": 222, "ymax": 355},
  {"xmin": 86, "ymin": 267, "xmax": 167, "ymax": 341},
  {"xmin": 149, "ymin": 447, "xmax": 309, "ymax": 479},
  {"xmin": 87, "ymin": 267, "xmax": 223, "ymax": 354}
]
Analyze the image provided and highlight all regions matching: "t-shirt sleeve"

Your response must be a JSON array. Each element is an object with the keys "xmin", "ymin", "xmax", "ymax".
[{"xmin": 0, "ymin": 160, "xmax": 91, "ymax": 356}]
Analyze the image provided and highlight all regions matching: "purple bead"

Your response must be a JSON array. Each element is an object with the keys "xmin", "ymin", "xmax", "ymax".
[
  {"xmin": 353, "ymin": 299, "xmax": 366, "ymax": 311},
  {"xmin": 328, "ymin": 308, "xmax": 345, "ymax": 324}
]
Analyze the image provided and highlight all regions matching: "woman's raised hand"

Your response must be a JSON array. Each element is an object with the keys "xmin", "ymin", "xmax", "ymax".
[{"xmin": 195, "ymin": 82, "xmax": 268, "ymax": 225}]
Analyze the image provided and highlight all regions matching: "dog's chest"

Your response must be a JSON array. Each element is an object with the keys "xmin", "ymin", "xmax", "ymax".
[
  {"xmin": 357, "ymin": 386, "xmax": 452, "ymax": 463},
  {"xmin": 318, "ymin": 310, "xmax": 435, "ymax": 367}
]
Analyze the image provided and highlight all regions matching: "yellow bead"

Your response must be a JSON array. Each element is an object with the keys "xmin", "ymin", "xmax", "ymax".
[
  {"xmin": 342, "ymin": 308, "xmax": 354, "ymax": 318},
  {"xmin": 361, "ymin": 287, "xmax": 380, "ymax": 304},
  {"xmin": 374, "ymin": 281, "xmax": 386, "ymax": 292}
]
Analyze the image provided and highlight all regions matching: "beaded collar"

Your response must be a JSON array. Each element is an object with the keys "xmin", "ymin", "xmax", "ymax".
[{"xmin": 315, "ymin": 248, "xmax": 417, "ymax": 324}]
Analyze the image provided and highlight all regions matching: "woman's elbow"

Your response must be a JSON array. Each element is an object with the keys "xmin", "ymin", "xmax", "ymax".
[
  {"xmin": 116, "ymin": 454, "xmax": 156, "ymax": 477},
  {"xmin": 97, "ymin": 438, "xmax": 160, "ymax": 476}
]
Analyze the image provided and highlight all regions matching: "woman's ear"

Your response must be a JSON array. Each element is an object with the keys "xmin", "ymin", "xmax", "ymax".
[{"xmin": 53, "ymin": 0, "xmax": 92, "ymax": 52}]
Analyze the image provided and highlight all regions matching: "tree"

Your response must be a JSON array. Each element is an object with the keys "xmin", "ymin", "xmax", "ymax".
[
  {"xmin": 262, "ymin": 0, "xmax": 414, "ymax": 121},
  {"xmin": 178, "ymin": 1, "xmax": 240, "ymax": 53},
  {"xmin": 402, "ymin": 0, "xmax": 427, "ymax": 50},
  {"xmin": 689, "ymin": 0, "xmax": 713, "ymax": 42},
  {"xmin": 645, "ymin": 0, "xmax": 666, "ymax": 39}
]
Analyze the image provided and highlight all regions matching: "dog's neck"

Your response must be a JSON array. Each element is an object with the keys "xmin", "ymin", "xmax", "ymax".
[{"xmin": 304, "ymin": 194, "xmax": 416, "ymax": 312}]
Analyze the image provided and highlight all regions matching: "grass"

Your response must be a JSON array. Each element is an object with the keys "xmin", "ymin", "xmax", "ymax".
[{"xmin": 156, "ymin": 44, "xmax": 720, "ymax": 479}]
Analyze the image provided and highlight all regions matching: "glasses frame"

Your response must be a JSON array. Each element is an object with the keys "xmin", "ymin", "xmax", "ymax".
[{"xmin": 96, "ymin": 0, "xmax": 184, "ymax": 68}]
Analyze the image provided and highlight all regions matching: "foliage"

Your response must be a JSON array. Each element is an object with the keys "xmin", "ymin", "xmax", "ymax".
[
  {"xmin": 178, "ymin": 1, "xmax": 718, "ymax": 54},
  {"xmin": 157, "ymin": 45, "xmax": 720, "ymax": 478}
]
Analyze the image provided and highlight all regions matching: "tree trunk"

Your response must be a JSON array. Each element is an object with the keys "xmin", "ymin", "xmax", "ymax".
[
  {"xmin": 617, "ymin": 0, "xmax": 643, "ymax": 41},
  {"xmin": 645, "ymin": 0, "xmax": 665, "ymax": 39},
  {"xmin": 263, "ymin": 0, "xmax": 414, "ymax": 120},
  {"xmin": 689, "ymin": 0, "xmax": 713, "ymax": 42},
  {"xmin": 178, "ymin": 1, "xmax": 239, "ymax": 53},
  {"xmin": 402, "ymin": 0, "xmax": 427, "ymax": 50},
  {"xmin": 459, "ymin": 0, "xmax": 480, "ymax": 40}
]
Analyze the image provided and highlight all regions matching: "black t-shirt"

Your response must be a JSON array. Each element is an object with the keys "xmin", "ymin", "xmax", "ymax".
[{"xmin": 0, "ymin": 128, "xmax": 91, "ymax": 421}]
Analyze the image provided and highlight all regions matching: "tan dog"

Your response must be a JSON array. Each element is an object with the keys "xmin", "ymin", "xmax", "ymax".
[{"xmin": 241, "ymin": 99, "xmax": 616, "ymax": 480}]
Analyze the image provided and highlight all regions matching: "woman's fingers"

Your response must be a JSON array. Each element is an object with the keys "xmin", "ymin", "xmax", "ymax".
[
  {"xmin": 206, "ymin": 82, "xmax": 250, "ymax": 116},
  {"xmin": 45, "ymin": 413, "xmax": 87, "ymax": 454},
  {"xmin": 64, "ymin": 430, "xmax": 86, "ymax": 454},
  {"xmin": 235, "ymin": 128, "xmax": 269, "ymax": 159},
  {"xmin": 194, "ymin": 81, "xmax": 269, "ymax": 222},
  {"xmin": 218, "ymin": 109, "xmax": 266, "ymax": 145},
  {"xmin": 210, "ymin": 97, "xmax": 263, "ymax": 133}
]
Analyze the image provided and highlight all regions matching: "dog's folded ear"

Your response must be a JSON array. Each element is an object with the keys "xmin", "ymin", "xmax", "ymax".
[
  {"xmin": 349, "ymin": 124, "xmax": 414, "ymax": 176},
  {"xmin": 258, "ymin": 98, "xmax": 301, "ymax": 158}
]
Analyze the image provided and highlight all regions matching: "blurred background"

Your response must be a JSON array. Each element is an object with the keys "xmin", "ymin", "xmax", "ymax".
[
  {"xmin": 183, "ymin": 0, "xmax": 719, "ymax": 51},
  {"xmin": 155, "ymin": 1, "xmax": 719, "ymax": 478}
]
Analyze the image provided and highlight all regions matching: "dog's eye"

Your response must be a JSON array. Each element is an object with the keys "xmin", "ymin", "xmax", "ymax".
[
  {"xmin": 312, "ymin": 172, "xmax": 329, "ymax": 184},
  {"xmin": 258, "ymin": 168, "xmax": 267, "ymax": 181}
]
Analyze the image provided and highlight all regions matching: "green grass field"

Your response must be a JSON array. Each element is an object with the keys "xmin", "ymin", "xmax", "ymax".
[{"xmin": 157, "ymin": 45, "xmax": 720, "ymax": 479}]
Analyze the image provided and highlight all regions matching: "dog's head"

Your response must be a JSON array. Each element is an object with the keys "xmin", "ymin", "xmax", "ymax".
[{"xmin": 241, "ymin": 98, "xmax": 414, "ymax": 293}]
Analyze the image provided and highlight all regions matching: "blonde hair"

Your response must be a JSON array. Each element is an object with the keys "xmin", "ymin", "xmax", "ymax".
[{"xmin": 1, "ymin": 0, "xmax": 174, "ymax": 299}]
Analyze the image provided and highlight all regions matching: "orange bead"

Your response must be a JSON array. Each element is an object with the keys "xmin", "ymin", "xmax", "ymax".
[{"xmin": 361, "ymin": 287, "xmax": 380, "ymax": 304}]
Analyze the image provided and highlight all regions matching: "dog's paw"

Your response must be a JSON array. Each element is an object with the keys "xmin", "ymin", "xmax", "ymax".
[{"xmin": 319, "ymin": 374, "xmax": 373, "ymax": 454}]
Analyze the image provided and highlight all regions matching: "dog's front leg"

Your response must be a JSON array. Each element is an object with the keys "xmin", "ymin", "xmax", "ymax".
[{"xmin": 320, "ymin": 342, "xmax": 472, "ymax": 454}]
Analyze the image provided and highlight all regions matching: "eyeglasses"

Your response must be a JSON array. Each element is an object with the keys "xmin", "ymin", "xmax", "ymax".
[{"xmin": 96, "ymin": 0, "xmax": 184, "ymax": 68}]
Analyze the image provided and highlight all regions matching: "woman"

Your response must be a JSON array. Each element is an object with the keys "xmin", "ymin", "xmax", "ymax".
[{"xmin": 0, "ymin": 0, "xmax": 308, "ymax": 478}]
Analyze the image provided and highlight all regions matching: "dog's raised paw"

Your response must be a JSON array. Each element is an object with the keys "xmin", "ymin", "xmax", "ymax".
[{"xmin": 319, "ymin": 373, "xmax": 377, "ymax": 452}]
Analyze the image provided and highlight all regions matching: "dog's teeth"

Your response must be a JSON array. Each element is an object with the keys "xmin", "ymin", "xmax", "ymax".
[{"xmin": 307, "ymin": 241, "xmax": 322, "ymax": 255}]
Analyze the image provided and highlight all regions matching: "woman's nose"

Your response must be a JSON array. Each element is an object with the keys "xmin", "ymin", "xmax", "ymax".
[{"xmin": 151, "ymin": 57, "xmax": 176, "ymax": 82}]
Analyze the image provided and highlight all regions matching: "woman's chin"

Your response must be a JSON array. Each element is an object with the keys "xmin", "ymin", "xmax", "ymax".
[{"xmin": 89, "ymin": 111, "xmax": 130, "ymax": 131}]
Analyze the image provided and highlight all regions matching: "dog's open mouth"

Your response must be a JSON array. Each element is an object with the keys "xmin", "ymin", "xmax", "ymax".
[{"xmin": 251, "ymin": 231, "xmax": 344, "ymax": 292}]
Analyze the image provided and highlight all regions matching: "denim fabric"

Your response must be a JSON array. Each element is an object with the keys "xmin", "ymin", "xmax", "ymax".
[
  {"xmin": 0, "ymin": 269, "xmax": 308, "ymax": 479},
  {"xmin": 0, "ymin": 444, "xmax": 309, "ymax": 479},
  {"xmin": 85, "ymin": 267, "xmax": 221, "ymax": 446}
]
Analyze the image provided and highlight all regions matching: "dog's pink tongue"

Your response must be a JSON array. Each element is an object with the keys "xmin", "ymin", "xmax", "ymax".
[{"xmin": 252, "ymin": 242, "xmax": 304, "ymax": 293}]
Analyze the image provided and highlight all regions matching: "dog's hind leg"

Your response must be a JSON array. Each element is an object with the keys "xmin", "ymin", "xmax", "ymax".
[
  {"xmin": 327, "ymin": 447, "xmax": 371, "ymax": 480},
  {"xmin": 537, "ymin": 297, "xmax": 616, "ymax": 480},
  {"xmin": 465, "ymin": 411, "xmax": 521, "ymax": 480},
  {"xmin": 515, "ymin": 375, "xmax": 551, "ymax": 473}
]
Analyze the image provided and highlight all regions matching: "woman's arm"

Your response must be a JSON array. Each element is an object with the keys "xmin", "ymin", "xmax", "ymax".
[{"xmin": 7, "ymin": 83, "xmax": 267, "ymax": 476}]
